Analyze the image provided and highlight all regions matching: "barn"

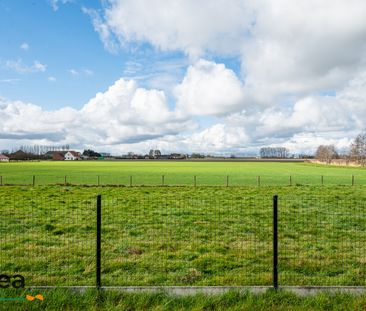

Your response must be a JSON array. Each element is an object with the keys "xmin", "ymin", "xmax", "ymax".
[{"xmin": 0, "ymin": 154, "xmax": 9, "ymax": 162}]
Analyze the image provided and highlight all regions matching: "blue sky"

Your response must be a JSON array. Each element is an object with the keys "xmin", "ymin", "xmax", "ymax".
[
  {"xmin": 0, "ymin": 0, "xmax": 365, "ymax": 155},
  {"xmin": 0, "ymin": 0, "xmax": 241, "ymax": 110},
  {"xmin": 1, "ymin": 0, "xmax": 128, "ymax": 109}
]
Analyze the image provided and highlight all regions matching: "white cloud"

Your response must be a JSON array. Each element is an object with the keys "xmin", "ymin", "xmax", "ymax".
[
  {"xmin": 83, "ymin": 69, "xmax": 94, "ymax": 76},
  {"xmin": 7, "ymin": 0, "xmax": 366, "ymax": 157},
  {"xmin": 69, "ymin": 69, "xmax": 79, "ymax": 75},
  {"xmin": 0, "ymin": 78, "xmax": 193, "ymax": 148},
  {"xmin": 185, "ymin": 123, "xmax": 250, "ymax": 153},
  {"xmin": 82, "ymin": 7, "xmax": 119, "ymax": 53},
  {"xmin": 49, "ymin": 0, "xmax": 72, "ymax": 11},
  {"xmin": 33, "ymin": 61, "xmax": 47, "ymax": 72},
  {"xmin": 97, "ymin": 0, "xmax": 366, "ymax": 100},
  {"xmin": 242, "ymin": 0, "xmax": 366, "ymax": 99},
  {"xmin": 20, "ymin": 43, "xmax": 29, "ymax": 51},
  {"xmin": 174, "ymin": 59, "xmax": 244, "ymax": 116},
  {"xmin": 0, "ymin": 79, "xmax": 21, "ymax": 83},
  {"xmin": 69, "ymin": 68, "xmax": 94, "ymax": 76},
  {"xmin": 5, "ymin": 59, "xmax": 47, "ymax": 73},
  {"xmin": 0, "ymin": 99, "xmax": 77, "ymax": 140},
  {"xmin": 2, "ymin": 68, "xmax": 366, "ymax": 154},
  {"xmin": 48, "ymin": 76, "xmax": 56, "ymax": 82},
  {"xmin": 95, "ymin": 0, "xmax": 253, "ymax": 59},
  {"xmin": 77, "ymin": 79, "xmax": 192, "ymax": 145}
]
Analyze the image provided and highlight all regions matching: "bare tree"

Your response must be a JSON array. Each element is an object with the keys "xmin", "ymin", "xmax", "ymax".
[
  {"xmin": 350, "ymin": 132, "xmax": 366, "ymax": 166},
  {"xmin": 315, "ymin": 145, "xmax": 338, "ymax": 164}
]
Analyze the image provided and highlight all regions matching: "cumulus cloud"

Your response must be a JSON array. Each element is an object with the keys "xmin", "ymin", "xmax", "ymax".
[
  {"xmin": 0, "ymin": 99, "xmax": 77, "ymax": 140},
  {"xmin": 97, "ymin": 0, "xmax": 253, "ymax": 59},
  {"xmin": 81, "ymin": 0, "xmax": 366, "ymax": 154},
  {"xmin": 5, "ymin": 0, "xmax": 366, "ymax": 154},
  {"xmin": 2, "ymin": 69, "xmax": 366, "ymax": 154},
  {"xmin": 77, "ymin": 79, "xmax": 193, "ymax": 145},
  {"xmin": 242, "ymin": 0, "xmax": 366, "ymax": 98},
  {"xmin": 191, "ymin": 71, "xmax": 366, "ymax": 154},
  {"xmin": 174, "ymin": 59, "xmax": 244, "ymax": 116},
  {"xmin": 96, "ymin": 0, "xmax": 366, "ymax": 97},
  {"xmin": 0, "ymin": 78, "xmax": 193, "ymax": 148}
]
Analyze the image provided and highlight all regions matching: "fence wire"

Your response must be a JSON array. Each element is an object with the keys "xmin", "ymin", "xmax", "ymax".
[
  {"xmin": 1, "ymin": 194, "xmax": 366, "ymax": 287},
  {"xmin": 0, "ymin": 174, "xmax": 364, "ymax": 186},
  {"xmin": 279, "ymin": 196, "xmax": 366, "ymax": 286},
  {"xmin": 0, "ymin": 195, "xmax": 95, "ymax": 286},
  {"xmin": 102, "ymin": 196, "xmax": 272, "ymax": 286}
]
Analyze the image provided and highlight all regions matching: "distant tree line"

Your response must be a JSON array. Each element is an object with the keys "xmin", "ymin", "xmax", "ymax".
[
  {"xmin": 315, "ymin": 132, "xmax": 366, "ymax": 166},
  {"xmin": 259, "ymin": 147, "xmax": 289, "ymax": 158},
  {"xmin": 17, "ymin": 145, "xmax": 70, "ymax": 155}
]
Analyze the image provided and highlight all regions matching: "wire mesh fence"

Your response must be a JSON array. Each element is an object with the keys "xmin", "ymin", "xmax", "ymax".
[
  {"xmin": 101, "ymin": 196, "xmax": 272, "ymax": 286},
  {"xmin": 0, "ymin": 195, "xmax": 95, "ymax": 286},
  {"xmin": 279, "ymin": 196, "xmax": 366, "ymax": 286},
  {"xmin": 1, "ymin": 193, "xmax": 366, "ymax": 287},
  {"xmin": 0, "ymin": 174, "xmax": 364, "ymax": 186}
]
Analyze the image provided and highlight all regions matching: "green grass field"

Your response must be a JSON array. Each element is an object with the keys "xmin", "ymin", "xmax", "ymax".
[
  {"xmin": 1, "ymin": 185, "xmax": 366, "ymax": 288},
  {"xmin": 1, "ymin": 162, "xmax": 366, "ymax": 310},
  {"xmin": 0, "ymin": 161, "xmax": 365, "ymax": 186}
]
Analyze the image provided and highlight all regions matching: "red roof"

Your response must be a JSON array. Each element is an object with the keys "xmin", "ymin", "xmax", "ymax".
[
  {"xmin": 68, "ymin": 151, "xmax": 81, "ymax": 157},
  {"xmin": 0, "ymin": 154, "xmax": 9, "ymax": 159}
]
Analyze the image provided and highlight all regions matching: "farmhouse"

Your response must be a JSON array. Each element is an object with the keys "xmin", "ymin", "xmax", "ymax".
[
  {"xmin": 0, "ymin": 154, "xmax": 9, "ymax": 162},
  {"xmin": 64, "ymin": 151, "xmax": 81, "ymax": 161},
  {"xmin": 52, "ymin": 151, "xmax": 67, "ymax": 161}
]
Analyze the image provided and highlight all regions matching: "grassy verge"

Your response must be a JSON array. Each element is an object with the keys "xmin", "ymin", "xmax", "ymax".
[{"xmin": 1, "ymin": 288, "xmax": 366, "ymax": 310}]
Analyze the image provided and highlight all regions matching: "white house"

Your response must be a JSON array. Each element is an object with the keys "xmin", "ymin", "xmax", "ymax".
[
  {"xmin": 64, "ymin": 151, "xmax": 81, "ymax": 161},
  {"xmin": 0, "ymin": 154, "xmax": 9, "ymax": 162}
]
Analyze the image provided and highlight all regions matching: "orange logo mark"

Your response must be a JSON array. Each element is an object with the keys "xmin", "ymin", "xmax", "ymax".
[{"xmin": 26, "ymin": 294, "xmax": 44, "ymax": 301}]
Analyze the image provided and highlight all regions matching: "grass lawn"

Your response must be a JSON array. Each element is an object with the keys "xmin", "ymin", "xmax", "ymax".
[
  {"xmin": 1, "ymin": 288, "xmax": 366, "ymax": 310},
  {"xmin": 1, "ymin": 185, "xmax": 366, "ymax": 287},
  {"xmin": 0, "ymin": 161, "xmax": 366, "ymax": 186}
]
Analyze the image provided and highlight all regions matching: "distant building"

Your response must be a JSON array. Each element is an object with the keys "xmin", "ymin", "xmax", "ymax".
[
  {"xmin": 0, "ymin": 154, "xmax": 9, "ymax": 162},
  {"xmin": 169, "ymin": 153, "xmax": 186, "ymax": 159},
  {"xmin": 64, "ymin": 151, "xmax": 81, "ymax": 161},
  {"xmin": 54, "ymin": 152, "xmax": 67, "ymax": 161}
]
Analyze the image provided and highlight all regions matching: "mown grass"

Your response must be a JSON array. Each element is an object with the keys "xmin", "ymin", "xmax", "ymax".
[
  {"xmin": 1, "ymin": 185, "xmax": 366, "ymax": 287},
  {"xmin": 1, "ymin": 288, "xmax": 366, "ymax": 310},
  {"xmin": 0, "ymin": 161, "xmax": 366, "ymax": 186}
]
